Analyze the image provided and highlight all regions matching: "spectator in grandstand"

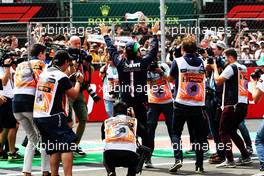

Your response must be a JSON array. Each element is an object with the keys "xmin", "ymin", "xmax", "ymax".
[
  {"xmin": 169, "ymin": 36, "xmax": 207, "ymax": 174},
  {"xmin": 255, "ymin": 41, "xmax": 264, "ymax": 61},
  {"xmin": 13, "ymin": 43, "xmax": 50, "ymax": 176},
  {"xmin": 100, "ymin": 21, "xmax": 159, "ymax": 155},
  {"xmin": 98, "ymin": 48, "xmax": 108, "ymax": 63},
  {"xmin": 211, "ymin": 48, "xmax": 252, "ymax": 168},
  {"xmin": 90, "ymin": 43, "xmax": 100, "ymax": 63},
  {"xmin": 33, "ymin": 50, "xmax": 83, "ymax": 176},
  {"xmin": 241, "ymin": 45, "xmax": 254, "ymax": 61}
]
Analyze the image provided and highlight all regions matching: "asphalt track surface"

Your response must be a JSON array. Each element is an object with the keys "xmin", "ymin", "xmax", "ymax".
[{"xmin": 0, "ymin": 119, "xmax": 262, "ymax": 176}]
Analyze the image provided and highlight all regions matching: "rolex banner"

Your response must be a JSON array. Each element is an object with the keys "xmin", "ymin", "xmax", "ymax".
[{"xmin": 73, "ymin": 2, "xmax": 194, "ymax": 26}]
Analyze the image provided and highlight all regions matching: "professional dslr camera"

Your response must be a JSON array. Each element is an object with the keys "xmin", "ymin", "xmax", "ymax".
[
  {"xmin": 206, "ymin": 56, "xmax": 225, "ymax": 69},
  {"xmin": 169, "ymin": 46, "xmax": 182, "ymax": 61},
  {"xmin": 68, "ymin": 48, "xmax": 93, "ymax": 64},
  {"xmin": 69, "ymin": 71, "xmax": 101, "ymax": 103},
  {"xmin": 148, "ymin": 60, "xmax": 166, "ymax": 75},
  {"xmin": 250, "ymin": 68, "xmax": 264, "ymax": 80},
  {"xmin": 198, "ymin": 47, "xmax": 214, "ymax": 57},
  {"xmin": 0, "ymin": 48, "xmax": 26, "ymax": 67},
  {"xmin": 148, "ymin": 61, "xmax": 159, "ymax": 72},
  {"xmin": 68, "ymin": 48, "xmax": 101, "ymax": 103}
]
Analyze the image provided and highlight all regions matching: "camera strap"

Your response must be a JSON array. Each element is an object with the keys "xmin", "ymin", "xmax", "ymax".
[
  {"xmin": 128, "ymin": 122, "xmax": 144, "ymax": 148},
  {"xmin": 27, "ymin": 61, "xmax": 38, "ymax": 84}
]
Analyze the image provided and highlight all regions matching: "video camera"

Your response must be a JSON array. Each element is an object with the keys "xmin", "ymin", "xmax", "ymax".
[
  {"xmin": 45, "ymin": 43, "xmax": 93, "ymax": 64},
  {"xmin": 250, "ymin": 68, "xmax": 264, "ymax": 80},
  {"xmin": 45, "ymin": 43, "xmax": 67, "ymax": 61},
  {"xmin": 0, "ymin": 48, "xmax": 26, "ymax": 67}
]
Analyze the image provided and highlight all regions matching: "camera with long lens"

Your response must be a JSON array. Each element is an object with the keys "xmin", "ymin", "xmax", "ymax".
[
  {"xmin": 0, "ymin": 48, "xmax": 25, "ymax": 67},
  {"xmin": 169, "ymin": 46, "xmax": 182, "ymax": 61},
  {"xmin": 69, "ymin": 70, "xmax": 101, "ymax": 103},
  {"xmin": 67, "ymin": 47, "xmax": 100, "ymax": 103},
  {"xmin": 207, "ymin": 56, "xmax": 224, "ymax": 68},
  {"xmin": 198, "ymin": 47, "xmax": 214, "ymax": 57},
  {"xmin": 250, "ymin": 68, "xmax": 264, "ymax": 80},
  {"xmin": 68, "ymin": 48, "xmax": 93, "ymax": 64}
]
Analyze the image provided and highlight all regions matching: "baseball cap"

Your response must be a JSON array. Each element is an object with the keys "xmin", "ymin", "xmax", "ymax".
[
  {"xmin": 211, "ymin": 41, "xmax": 226, "ymax": 50},
  {"xmin": 53, "ymin": 50, "xmax": 72, "ymax": 66}
]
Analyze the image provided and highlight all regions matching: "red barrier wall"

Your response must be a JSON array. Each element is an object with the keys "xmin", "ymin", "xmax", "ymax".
[
  {"xmin": 85, "ymin": 67, "xmax": 264, "ymax": 122},
  {"xmin": 246, "ymin": 67, "xmax": 264, "ymax": 118}
]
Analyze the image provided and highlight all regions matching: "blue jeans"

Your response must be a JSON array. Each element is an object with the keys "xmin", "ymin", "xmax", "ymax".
[
  {"xmin": 238, "ymin": 120, "xmax": 252, "ymax": 148},
  {"xmin": 104, "ymin": 99, "xmax": 114, "ymax": 118},
  {"xmin": 256, "ymin": 120, "xmax": 264, "ymax": 163}
]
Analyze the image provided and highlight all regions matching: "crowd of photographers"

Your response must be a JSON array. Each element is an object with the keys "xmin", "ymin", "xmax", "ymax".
[{"xmin": 0, "ymin": 20, "xmax": 264, "ymax": 176}]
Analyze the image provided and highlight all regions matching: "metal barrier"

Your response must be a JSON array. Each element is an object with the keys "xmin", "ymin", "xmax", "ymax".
[{"xmin": 0, "ymin": 18, "xmax": 263, "ymax": 62}]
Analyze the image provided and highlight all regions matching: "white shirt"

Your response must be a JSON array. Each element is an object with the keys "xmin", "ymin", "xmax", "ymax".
[
  {"xmin": 220, "ymin": 62, "xmax": 248, "ymax": 104},
  {"xmin": 255, "ymin": 49, "xmax": 264, "ymax": 60},
  {"xmin": 257, "ymin": 74, "xmax": 264, "ymax": 92},
  {"xmin": 103, "ymin": 65, "xmax": 119, "ymax": 101},
  {"xmin": 0, "ymin": 67, "xmax": 14, "ymax": 98},
  {"xmin": 221, "ymin": 64, "xmax": 235, "ymax": 80}
]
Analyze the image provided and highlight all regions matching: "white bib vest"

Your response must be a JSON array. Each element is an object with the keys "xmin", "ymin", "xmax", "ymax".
[{"xmin": 175, "ymin": 57, "xmax": 206, "ymax": 106}]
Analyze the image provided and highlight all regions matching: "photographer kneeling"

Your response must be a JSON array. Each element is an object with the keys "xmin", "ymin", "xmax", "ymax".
[{"xmin": 102, "ymin": 102, "xmax": 150, "ymax": 176}]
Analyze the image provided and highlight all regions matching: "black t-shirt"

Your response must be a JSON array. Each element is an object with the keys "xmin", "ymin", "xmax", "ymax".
[{"xmin": 50, "ymin": 77, "xmax": 72, "ymax": 115}]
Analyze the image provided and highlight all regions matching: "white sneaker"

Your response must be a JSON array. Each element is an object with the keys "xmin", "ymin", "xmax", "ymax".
[
  {"xmin": 252, "ymin": 171, "xmax": 264, "ymax": 176},
  {"xmin": 216, "ymin": 160, "xmax": 236, "ymax": 168}
]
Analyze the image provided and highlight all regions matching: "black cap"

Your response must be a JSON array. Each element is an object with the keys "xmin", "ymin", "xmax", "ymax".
[{"xmin": 53, "ymin": 50, "xmax": 72, "ymax": 66}]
